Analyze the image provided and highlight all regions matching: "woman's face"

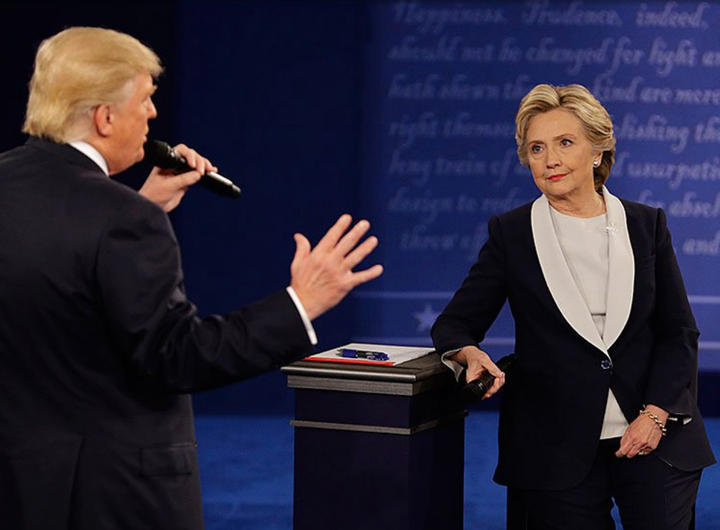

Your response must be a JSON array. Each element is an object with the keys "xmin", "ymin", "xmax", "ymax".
[{"xmin": 525, "ymin": 108, "xmax": 601, "ymax": 203}]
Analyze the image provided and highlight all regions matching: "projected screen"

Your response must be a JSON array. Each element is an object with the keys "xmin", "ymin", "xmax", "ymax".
[{"xmin": 354, "ymin": 1, "xmax": 720, "ymax": 370}]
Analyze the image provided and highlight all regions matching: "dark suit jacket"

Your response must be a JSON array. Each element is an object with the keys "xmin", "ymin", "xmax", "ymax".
[
  {"xmin": 432, "ymin": 189, "xmax": 715, "ymax": 491},
  {"xmin": 0, "ymin": 138, "xmax": 314, "ymax": 529}
]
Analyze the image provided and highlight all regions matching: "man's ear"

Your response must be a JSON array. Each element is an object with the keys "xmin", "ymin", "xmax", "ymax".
[{"xmin": 93, "ymin": 104, "xmax": 114, "ymax": 137}]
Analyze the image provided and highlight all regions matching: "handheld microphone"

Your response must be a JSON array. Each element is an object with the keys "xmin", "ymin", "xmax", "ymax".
[
  {"xmin": 461, "ymin": 354, "xmax": 515, "ymax": 403},
  {"xmin": 143, "ymin": 139, "xmax": 241, "ymax": 198}
]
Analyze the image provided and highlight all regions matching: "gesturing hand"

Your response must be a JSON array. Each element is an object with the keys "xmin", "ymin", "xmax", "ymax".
[{"xmin": 290, "ymin": 214, "xmax": 384, "ymax": 320}]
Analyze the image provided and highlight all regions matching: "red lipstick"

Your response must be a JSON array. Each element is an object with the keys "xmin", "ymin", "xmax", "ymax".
[{"xmin": 547, "ymin": 173, "xmax": 567, "ymax": 181}]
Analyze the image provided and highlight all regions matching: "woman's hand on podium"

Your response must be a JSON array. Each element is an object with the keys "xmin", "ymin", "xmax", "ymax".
[{"xmin": 451, "ymin": 346, "xmax": 506, "ymax": 400}]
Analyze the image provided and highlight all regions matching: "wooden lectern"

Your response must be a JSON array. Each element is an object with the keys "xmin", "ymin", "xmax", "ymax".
[{"xmin": 282, "ymin": 350, "xmax": 466, "ymax": 530}]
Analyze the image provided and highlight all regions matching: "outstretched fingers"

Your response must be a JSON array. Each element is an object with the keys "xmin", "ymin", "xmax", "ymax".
[
  {"xmin": 344, "ymin": 235, "xmax": 379, "ymax": 269},
  {"xmin": 314, "ymin": 214, "xmax": 353, "ymax": 253},
  {"xmin": 348, "ymin": 264, "xmax": 384, "ymax": 287},
  {"xmin": 334, "ymin": 219, "xmax": 371, "ymax": 257},
  {"xmin": 289, "ymin": 215, "xmax": 383, "ymax": 321}
]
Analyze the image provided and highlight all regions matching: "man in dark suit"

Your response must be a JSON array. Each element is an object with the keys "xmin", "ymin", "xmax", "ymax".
[{"xmin": 0, "ymin": 27, "xmax": 382, "ymax": 530}]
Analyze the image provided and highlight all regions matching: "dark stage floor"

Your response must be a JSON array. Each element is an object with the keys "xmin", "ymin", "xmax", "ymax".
[{"xmin": 196, "ymin": 412, "xmax": 720, "ymax": 530}]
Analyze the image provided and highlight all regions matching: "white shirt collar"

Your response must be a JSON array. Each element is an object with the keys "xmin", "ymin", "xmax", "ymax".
[{"xmin": 68, "ymin": 141, "xmax": 109, "ymax": 176}]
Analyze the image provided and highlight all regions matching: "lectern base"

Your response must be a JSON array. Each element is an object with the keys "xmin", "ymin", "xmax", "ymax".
[
  {"xmin": 294, "ymin": 417, "xmax": 464, "ymax": 530},
  {"xmin": 284, "ymin": 352, "xmax": 466, "ymax": 530}
]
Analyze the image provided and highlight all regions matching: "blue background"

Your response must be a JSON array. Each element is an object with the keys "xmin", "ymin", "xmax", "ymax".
[{"xmin": 3, "ymin": 1, "xmax": 720, "ymax": 415}]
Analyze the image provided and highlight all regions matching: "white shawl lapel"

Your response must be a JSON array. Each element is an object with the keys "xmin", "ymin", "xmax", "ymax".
[
  {"xmin": 600, "ymin": 187, "xmax": 635, "ymax": 350},
  {"xmin": 530, "ymin": 187, "xmax": 634, "ymax": 357}
]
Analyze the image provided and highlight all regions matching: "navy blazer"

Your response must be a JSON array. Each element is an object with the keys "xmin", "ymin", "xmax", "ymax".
[
  {"xmin": 0, "ymin": 138, "xmax": 314, "ymax": 529},
  {"xmin": 432, "ymin": 188, "xmax": 715, "ymax": 491}
]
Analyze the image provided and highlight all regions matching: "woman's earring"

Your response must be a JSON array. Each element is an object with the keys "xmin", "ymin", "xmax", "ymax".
[{"xmin": 593, "ymin": 159, "xmax": 601, "ymax": 168}]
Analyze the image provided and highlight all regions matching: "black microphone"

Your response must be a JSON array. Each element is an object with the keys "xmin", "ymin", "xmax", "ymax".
[
  {"xmin": 461, "ymin": 353, "xmax": 515, "ymax": 404},
  {"xmin": 143, "ymin": 139, "xmax": 241, "ymax": 198}
]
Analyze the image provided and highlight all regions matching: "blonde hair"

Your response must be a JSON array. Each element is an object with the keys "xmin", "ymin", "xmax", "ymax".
[
  {"xmin": 515, "ymin": 84, "xmax": 616, "ymax": 190},
  {"xmin": 23, "ymin": 27, "xmax": 163, "ymax": 143}
]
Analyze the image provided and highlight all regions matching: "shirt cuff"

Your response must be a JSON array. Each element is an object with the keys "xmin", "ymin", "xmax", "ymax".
[
  {"xmin": 440, "ymin": 348, "xmax": 465, "ymax": 382},
  {"xmin": 286, "ymin": 286, "xmax": 318, "ymax": 346},
  {"xmin": 667, "ymin": 416, "xmax": 692, "ymax": 425}
]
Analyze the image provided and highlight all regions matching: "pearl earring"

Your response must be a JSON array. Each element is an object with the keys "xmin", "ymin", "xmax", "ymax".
[{"xmin": 593, "ymin": 160, "xmax": 601, "ymax": 168}]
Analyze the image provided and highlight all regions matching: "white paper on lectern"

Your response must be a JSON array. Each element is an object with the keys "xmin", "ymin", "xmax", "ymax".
[{"xmin": 307, "ymin": 342, "xmax": 434, "ymax": 366}]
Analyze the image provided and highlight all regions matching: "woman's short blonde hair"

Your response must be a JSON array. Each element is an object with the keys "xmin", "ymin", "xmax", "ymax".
[
  {"xmin": 23, "ymin": 27, "xmax": 163, "ymax": 143},
  {"xmin": 515, "ymin": 84, "xmax": 616, "ymax": 191}
]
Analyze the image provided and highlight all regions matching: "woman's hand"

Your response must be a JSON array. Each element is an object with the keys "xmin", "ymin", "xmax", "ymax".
[
  {"xmin": 450, "ymin": 346, "xmax": 506, "ymax": 400},
  {"xmin": 615, "ymin": 404, "xmax": 669, "ymax": 458}
]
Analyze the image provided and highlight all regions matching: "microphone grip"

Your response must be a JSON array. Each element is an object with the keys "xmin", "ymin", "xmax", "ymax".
[
  {"xmin": 461, "ymin": 353, "xmax": 515, "ymax": 404},
  {"xmin": 143, "ymin": 139, "xmax": 241, "ymax": 198}
]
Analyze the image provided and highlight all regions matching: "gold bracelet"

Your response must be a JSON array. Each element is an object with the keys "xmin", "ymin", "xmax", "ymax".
[{"xmin": 639, "ymin": 408, "xmax": 667, "ymax": 436}]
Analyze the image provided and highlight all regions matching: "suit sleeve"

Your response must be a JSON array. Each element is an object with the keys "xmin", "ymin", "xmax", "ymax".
[
  {"xmin": 96, "ymin": 198, "xmax": 314, "ymax": 392},
  {"xmin": 644, "ymin": 208, "xmax": 699, "ymax": 417},
  {"xmin": 431, "ymin": 215, "xmax": 509, "ymax": 354}
]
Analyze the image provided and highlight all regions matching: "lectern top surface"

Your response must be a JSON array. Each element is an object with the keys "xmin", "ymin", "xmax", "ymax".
[{"xmin": 282, "ymin": 351, "xmax": 448, "ymax": 384}]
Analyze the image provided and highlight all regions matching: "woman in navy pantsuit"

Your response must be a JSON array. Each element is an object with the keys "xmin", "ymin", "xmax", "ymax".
[{"xmin": 432, "ymin": 84, "xmax": 715, "ymax": 530}]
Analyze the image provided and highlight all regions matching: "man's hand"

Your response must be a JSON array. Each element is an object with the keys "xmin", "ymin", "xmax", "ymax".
[
  {"xmin": 451, "ymin": 346, "xmax": 506, "ymax": 400},
  {"xmin": 290, "ymin": 214, "xmax": 383, "ymax": 320},
  {"xmin": 615, "ymin": 404, "xmax": 669, "ymax": 458},
  {"xmin": 139, "ymin": 144, "xmax": 216, "ymax": 212}
]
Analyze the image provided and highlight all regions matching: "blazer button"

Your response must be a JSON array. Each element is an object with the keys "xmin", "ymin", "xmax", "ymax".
[{"xmin": 601, "ymin": 359, "xmax": 612, "ymax": 370}]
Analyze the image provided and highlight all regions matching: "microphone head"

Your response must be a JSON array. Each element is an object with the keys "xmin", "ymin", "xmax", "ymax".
[{"xmin": 143, "ymin": 139, "xmax": 186, "ymax": 172}]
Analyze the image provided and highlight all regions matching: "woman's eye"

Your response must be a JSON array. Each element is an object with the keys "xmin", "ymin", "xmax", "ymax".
[
  {"xmin": 560, "ymin": 138, "xmax": 573, "ymax": 147},
  {"xmin": 530, "ymin": 145, "xmax": 542, "ymax": 154}
]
